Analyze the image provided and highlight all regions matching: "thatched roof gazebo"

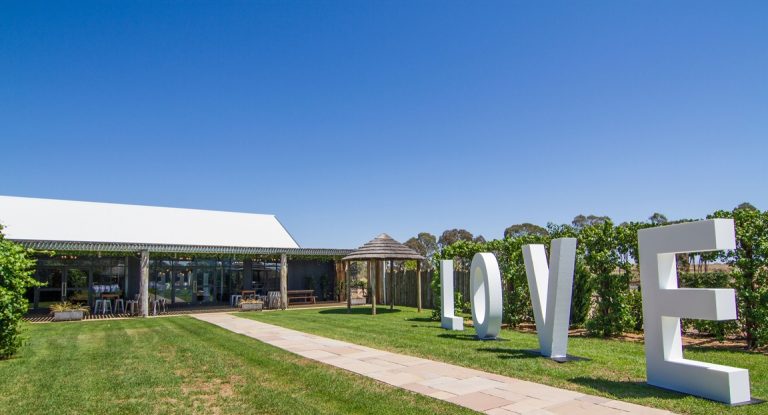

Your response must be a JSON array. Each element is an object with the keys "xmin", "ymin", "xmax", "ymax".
[{"xmin": 342, "ymin": 233, "xmax": 425, "ymax": 314}]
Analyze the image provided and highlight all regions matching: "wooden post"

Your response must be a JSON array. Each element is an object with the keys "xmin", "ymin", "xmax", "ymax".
[
  {"xmin": 370, "ymin": 260, "xmax": 377, "ymax": 315},
  {"xmin": 280, "ymin": 253, "xmax": 288, "ymax": 310},
  {"xmin": 345, "ymin": 261, "xmax": 351, "ymax": 312},
  {"xmin": 376, "ymin": 259, "xmax": 387, "ymax": 306},
  {"xmin": 389, "ymin": 259, "xmax": 394, "ymax": 310},
  {"xmin": 243, "ymin": 258, "xmax": 253, "ymax": 290},
  {"xmin": 139, "ymin": 250, "xmax": 149, "ymax": 317},
  {"xmin": 416, "ymin": 260, "xmax": 422, "ymax": 312}
]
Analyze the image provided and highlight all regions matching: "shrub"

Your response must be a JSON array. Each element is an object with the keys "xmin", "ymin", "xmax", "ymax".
[
  {"xmin": 581, "ymin": 220, "xmax": 634, "ymax": 337},
  {"xmin": 678, "ymin": 272, "xmax": 739, "ymax": 340},
  {"xmin": 0, "ymin": 226, "xmax": 41, "ymax": 359}
]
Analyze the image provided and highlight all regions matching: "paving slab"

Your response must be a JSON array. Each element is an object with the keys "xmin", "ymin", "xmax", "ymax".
[{"xmin": 192, "ymin": 313, "xmax": 676, "ymax": 415}]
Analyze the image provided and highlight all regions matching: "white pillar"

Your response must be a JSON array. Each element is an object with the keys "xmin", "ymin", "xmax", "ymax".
[
  {"xmin": 139, "ymin": 250, "xmax": 149, "ymax": 317},
  {"xmin": 280, "ymin": 253, "xmax": 288, "ymax": 310}
]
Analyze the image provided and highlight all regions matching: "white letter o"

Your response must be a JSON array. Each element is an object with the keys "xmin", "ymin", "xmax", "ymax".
[{"xmin": 471, "ymin": 253, "xmax": 503, "ymax": 339}]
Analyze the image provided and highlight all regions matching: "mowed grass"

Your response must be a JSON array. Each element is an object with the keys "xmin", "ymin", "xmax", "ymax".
[
  {"xmin": 0, "ymin": 316, "xmax": 474, "ymax": 415},
  {"xmin": 240, "ymin": 306, "xmax": 768, "ymax": 415}
]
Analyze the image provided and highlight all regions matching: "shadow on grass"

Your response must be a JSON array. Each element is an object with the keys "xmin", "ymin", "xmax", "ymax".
[
  {"xmin": 405, "ymin": 317, "xmax": 435, "ymax": 322},
  {"xmin": 437, "ymin": 333, "xmax": 509, "ymax": 342},
  {"xmin": 318, "ymin": 307, "xmax": 402, "ymax": 315},
  {"xmin": 475, "ymin": 347, "xmax": 542, "ymax": 360},
  {"xmin": 569, "ymin": 376, "xmax": 687, "ymax": 401}
]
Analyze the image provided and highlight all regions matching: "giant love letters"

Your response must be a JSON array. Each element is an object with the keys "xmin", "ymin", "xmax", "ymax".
[
  {"xmin": 522, "ymin": 238, "xmax": 577, "ymax": 359},
  {"xmin": 440, "ymin": 259, "xmax": 464, "ymax": 330},
  {"xmin": 470, "ymin": 253, "xmax": 503, "ymax": 339},
  {"xmin": 440, "ymin": 253, "xmax": 503, "ymax": 338},
  {"xmin": 639, "ymin": 219, "xmax": 750, "ymax": 404},
  {"xmin": 438, "ymin": 219, "xmax": 752, "ymax": 403}
]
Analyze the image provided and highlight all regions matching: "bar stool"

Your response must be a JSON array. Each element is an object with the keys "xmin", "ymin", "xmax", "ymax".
[
  {"xmin": 114, "ymin": 298, "xmax": 126, "ymax": 314},
  {"xmin": 93, "ymin": 299, "xmax": 105, "ymax": 314},
  {"xmin": 126, "ymin": 299, "xmax": 137, "ymax": 315},
  {"xmin": 101, "ymin": 299, "xmax": 112, "ymax": 314},
  {"xmin": 152, "ymin": 298, "xmax": 167, "ymax": 316}
]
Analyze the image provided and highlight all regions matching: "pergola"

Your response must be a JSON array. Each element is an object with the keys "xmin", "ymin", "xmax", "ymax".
[{"xmin": 342, "ymin": 233, "xmax": 425, "ymax": 315}]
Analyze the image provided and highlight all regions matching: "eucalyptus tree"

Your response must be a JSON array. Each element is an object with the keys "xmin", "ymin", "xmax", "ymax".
[
  {"xmin": 571, "ymin": 214, "xmax": 610, "ymax": 230},
  {"xmin": 404, "ymin": 232, "xmax": 438, "ymax": 258},
  {"xmin": 648, "ymin": 212, "xmax": 668, "ymax": 226},
  {"xmin": 405, "ymin": 232, "xmax": 438, "ymax": 269},
  {"xmin": 504, "ymin": 223, "xmax": 547, "ymax": 239},
  {"xmin": 438, "ymin": 229, "xmax": 474, "ymax": 249}
]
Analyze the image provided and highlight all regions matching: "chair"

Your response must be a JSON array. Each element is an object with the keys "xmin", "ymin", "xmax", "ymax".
[
  {"xmin": 101, "ymin": 299, "xmax": 112, "ymax": 314},
  {"xmin": 125, "ymin": 295, "xmax": 140, "ymax": 315},
  {"xmin": 230, "ymin": 294, "xmax": 242, "ymax": 307},
  {"xmin": 114, "ymin": 298, "xmax": 126, "ymax": 314},
  {"xmin": 152, "ymin": 298, "xmax": 167, "ymax": 316},
  {"xmin": 93, "ymin": 299, "xmax": 105, "ymax": 314},
  {"xmin": 267, "ymin": 291, "xmax": 282, "ymax": 309}
]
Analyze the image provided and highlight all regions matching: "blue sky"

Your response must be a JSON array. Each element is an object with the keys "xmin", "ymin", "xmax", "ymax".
[{"xmin": 1, "ymin": 1, "xmax": 766, "ymax": 248}]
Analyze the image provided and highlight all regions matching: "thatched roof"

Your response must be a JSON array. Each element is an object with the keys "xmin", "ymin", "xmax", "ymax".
[{"xmin": 342, "ymin": 233, "xmax": 425, "ymax": 261}]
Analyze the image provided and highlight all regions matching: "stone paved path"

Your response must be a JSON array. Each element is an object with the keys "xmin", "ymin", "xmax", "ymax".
[{"xmin": 192, "ymin": 313, "xmax": 675, "ymax": 415}]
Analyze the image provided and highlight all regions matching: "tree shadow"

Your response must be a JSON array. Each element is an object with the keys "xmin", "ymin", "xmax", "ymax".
[
  {"xmin": 569, "ymin": 377, "xmax": 687, "ymax": 401},
  {"xmin": 318, "ymin": 307, "xmax": 402, "ymax": 315},
  {"xmin": 405, "ymin": 317, "xmax": 435, "ymax": 322},
  {"xmin": 475, "ymin": 347, "xmax": 542, "ymax": 360},
  {"xmin": 437, "ymin": 333, "xmax": 509, "ymax": 342},
  {"xmin": 437, "ymin": 332, "xmax": 481, "ymax": 341}
]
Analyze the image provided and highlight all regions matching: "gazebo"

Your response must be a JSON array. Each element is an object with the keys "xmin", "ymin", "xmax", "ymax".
[{"xmin": 342, "ymin": 233, "xmax": 425, "ymax": 314}]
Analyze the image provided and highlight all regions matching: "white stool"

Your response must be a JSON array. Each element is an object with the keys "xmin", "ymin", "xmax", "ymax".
[
  {"xmin": 101, "ymin": 299, "xmax": 112, "ymax": 314},
  {"xmin": 93, "ymin": 299, "xmax": 104, "ymax": 314},
  {"xmin": 114, "ymin": 298, "xmax": 126, "ymax": 314},
  {"xmin": 152, "ymin": 298, "xmax": 167, "ymax": 316},
  {"xmin": 126, "ymin": 300, "xmax": 138, "ymax": 315}
]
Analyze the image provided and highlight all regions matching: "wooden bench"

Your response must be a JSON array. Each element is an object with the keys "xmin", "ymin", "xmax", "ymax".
[{"xmin": 287, "ymin": 290, "xmax": 316, "ymax": 305}]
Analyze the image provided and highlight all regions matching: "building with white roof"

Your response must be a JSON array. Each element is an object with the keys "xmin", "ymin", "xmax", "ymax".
[{"xmin": 0, "ymin": 195, "xmax": 352, "ymax": 316}]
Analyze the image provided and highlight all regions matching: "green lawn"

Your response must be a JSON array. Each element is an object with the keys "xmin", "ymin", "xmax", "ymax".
[
  {"xmin": 0, "ymin": 316, "xmax": 473, "ymax": 415},
  {"xmin": 240, "ymin": 306, "xmax": 768, "ymax": 415}
]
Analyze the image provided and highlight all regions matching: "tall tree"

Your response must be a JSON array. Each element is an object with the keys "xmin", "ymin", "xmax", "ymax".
[
  {"xmin": 504, "ymin": 223, "xmax": 547, "ymax": 239},
  {"xmin": 737, "ymin": 202, "xmax": 758, "ymax": 211},
  {"xmin": 404, "ymin": 232, "xmax": 438, "ymax": 258},
  {"xmin": 473, "ymin": 235, "xmax": 486, "ymax": 244},
  {"xmin": 438, "ymin": 229, "xmax": 474, "ymax": 249},
  {"xmin": 571, "ymin": 214, "xmax": 610, "ymax": 230},
  {"xmin": 404, "ymin": 232, "xmax": 438, "ymax": 269},
  {"xmin": 648, "ymin": 212, "xmax": 668, "ymax": 226}
]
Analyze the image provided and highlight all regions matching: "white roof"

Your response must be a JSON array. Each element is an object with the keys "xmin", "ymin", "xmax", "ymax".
[{"xmin": 0, "ymin": 196, "xmax": 299, "ymax": 248}]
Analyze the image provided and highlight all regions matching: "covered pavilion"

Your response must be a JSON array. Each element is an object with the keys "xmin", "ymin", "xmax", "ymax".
[{"xmin": 342, "ymin": 234, "xmax": 425, "ymax": 314}]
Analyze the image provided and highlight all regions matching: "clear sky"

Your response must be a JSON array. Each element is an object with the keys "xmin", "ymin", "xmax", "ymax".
[{"xmin": 1, "ymin": 1, "xmax": 766, "ymax": 249}]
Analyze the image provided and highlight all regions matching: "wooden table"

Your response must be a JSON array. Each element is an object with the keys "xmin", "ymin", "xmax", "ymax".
[{"xmin": 287, "ymin": 290, "xmax": 316, "ymax": 305}]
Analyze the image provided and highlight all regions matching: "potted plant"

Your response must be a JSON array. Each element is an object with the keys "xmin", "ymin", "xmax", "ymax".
[
  {"xmin": 49, "ymin": 301, "xmax": 89, "ymax": 321},
  {"xmin": 240, "ymin": 298, "xmax": 263, "ymax": 311},
  {"xmin": 350, "ymin": 278, "xmax": 368, "ymax": 305}
]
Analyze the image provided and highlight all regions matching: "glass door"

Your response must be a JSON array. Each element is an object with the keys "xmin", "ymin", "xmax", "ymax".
[
  {"xmin": 37, "ymin": 267, "xmax": 65, "ymax": 308},
  {"xmin": 66, "ymin": 268, "xmax": 90, "ymax": 304}
]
